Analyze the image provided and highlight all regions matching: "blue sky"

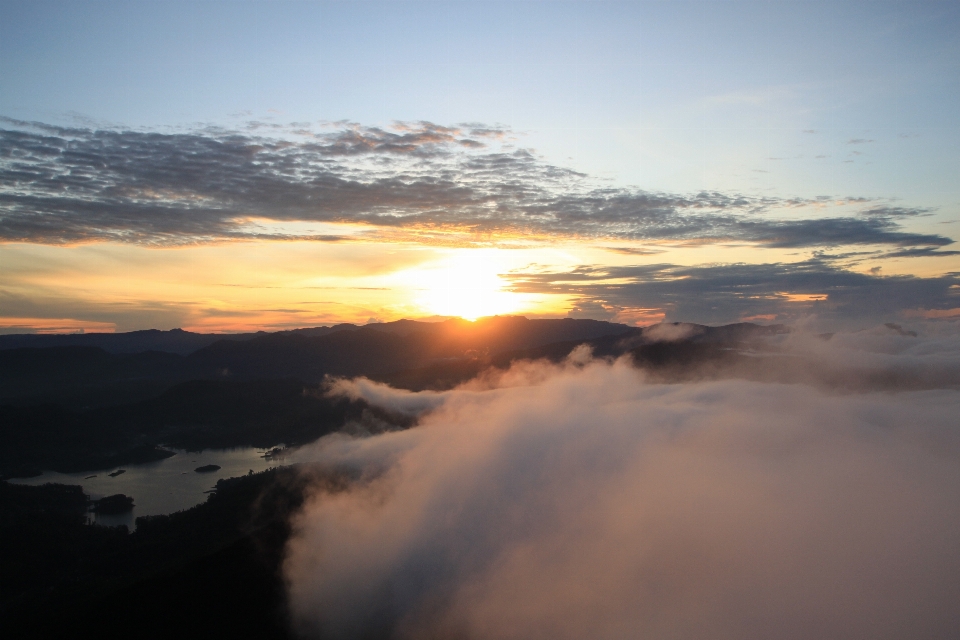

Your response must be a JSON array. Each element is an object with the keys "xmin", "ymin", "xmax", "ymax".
[
  {"xmin": 5, "ymin": 1, "xmax": 958, "ymax": 199},
  {"xmin": 2, "ymin": 1, "xmax": 959, "ymax": 331}
]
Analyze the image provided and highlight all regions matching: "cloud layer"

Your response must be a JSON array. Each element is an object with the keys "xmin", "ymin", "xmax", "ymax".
[
  {"xmin": 285, "ymin": 333, "xmax": 960, "ymax": 640},
  {"xmin": 506, "ymin": 259, "xmax": 960, "ymax": 326},
  {"xmin": 1, "ymin": 118, "xmax": 952, "ymax": 249}
]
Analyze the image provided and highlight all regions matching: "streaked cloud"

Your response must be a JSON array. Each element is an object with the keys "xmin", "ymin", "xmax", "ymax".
[
  {"xmin": 605, "ymin": 246, "xmax": 666, "ymax": 256},
  {"xmin": 505, "ymin": 260, "xmax": 960, "ymax": 327},
  {"xmin": 882, "ymin": 247, "xmax": 960, "ymax": 258}
]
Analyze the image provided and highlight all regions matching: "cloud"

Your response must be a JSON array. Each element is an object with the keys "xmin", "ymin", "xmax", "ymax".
[
  {"xmin": 0, "ymin": 287, "xmax": 193, "ymax": 333},
  {"xmin": 285, "ymin": 340, "xmax": 960, "ymax": 640},
  {"xmin": 882, "ymin": 247, "xmax": 960, "ymax": 258},
  {"xmin": 504, "ymin": 260, "xmax": 960, "ymax": 327},
  {"xmin": 639, "ymin": 321, "xmax": 705, "ymax": 342},
  {"xmin": 604, "ymin": 246, "xmax": 665, "ymax": 256},
  {"xmin": 728, "ymin": 216, "xmax": 946, "ymax": 248},
  {"xmin": 0, "ymin": 118, "xmax": 951, "ymax": 250},
  {"xmin": 325, "ymin": 376, "xmax": 452, "ymax": 418},
  {"xmin": 859, "ymin": 205, "xmax": 933, "ymax": 219},
  {"xmin": 303, "ymin": 121, "xmax": 505, "ymax": 156},
  {"xmin": 906, "ymin": 307, "xmax": 960, "ymax": 320}
]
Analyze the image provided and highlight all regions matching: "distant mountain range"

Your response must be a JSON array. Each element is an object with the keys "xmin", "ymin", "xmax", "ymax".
[
  {"xmin": 0, "ymin": 317, "xmax": 636, "ymax": 406},
  {"xmin": 0, "ymin": 324, "xmax": 352, "ymax": 355},
  {"xmin": 0, "ymin": 316, "xmax": 635, "ymax": 356}
]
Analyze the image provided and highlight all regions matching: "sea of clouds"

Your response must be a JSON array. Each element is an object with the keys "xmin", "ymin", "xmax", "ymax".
[{"xmin": 284, "ymin": 325, "xmax": 960, "ymax": 640}]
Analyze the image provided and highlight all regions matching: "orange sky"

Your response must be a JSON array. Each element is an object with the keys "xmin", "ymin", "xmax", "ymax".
[{"xmin": 3, "ymin": 231, "xmax": 957, "ymax": 333}]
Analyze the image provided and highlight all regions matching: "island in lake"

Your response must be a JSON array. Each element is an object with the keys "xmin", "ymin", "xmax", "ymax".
[{"xmin": 195, "ymin": 464, "xmax": 221, "ymax": 473}]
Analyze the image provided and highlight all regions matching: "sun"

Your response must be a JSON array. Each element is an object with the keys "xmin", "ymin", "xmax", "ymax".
[{"xmin": 409, "ymin": 250, "xmax": 527, "ymax": 320}]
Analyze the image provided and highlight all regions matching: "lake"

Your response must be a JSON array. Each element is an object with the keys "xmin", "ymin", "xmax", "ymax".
[{"xmin": 10, "ymin": 446, "xmax": 310, "ymax": 530}]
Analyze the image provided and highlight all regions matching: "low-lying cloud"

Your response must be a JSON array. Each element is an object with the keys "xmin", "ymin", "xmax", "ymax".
[{"xmin": 284, "ymin": 330, "xmax": 960, "ymax": 639}]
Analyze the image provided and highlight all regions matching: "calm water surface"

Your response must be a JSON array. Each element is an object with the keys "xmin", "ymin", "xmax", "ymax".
[{"xmin": 11, "ymin": 447, "xmax": 310, "ymax": 529}]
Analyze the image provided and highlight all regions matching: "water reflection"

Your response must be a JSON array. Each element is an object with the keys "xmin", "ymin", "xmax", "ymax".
[{"xmin": 10, "ymin": 447, "xmax": 306, "ymax": 530}]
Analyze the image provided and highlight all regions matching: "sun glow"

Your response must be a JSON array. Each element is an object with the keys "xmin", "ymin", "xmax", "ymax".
[{"xmin": 408, "ymin": 250, "xmax": 529, "ymax": 320}]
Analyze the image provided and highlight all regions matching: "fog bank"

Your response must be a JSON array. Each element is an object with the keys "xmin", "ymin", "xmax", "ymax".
[{"xmin": 286, "ymin": 334, "xmax": 960, "ymax": 640}]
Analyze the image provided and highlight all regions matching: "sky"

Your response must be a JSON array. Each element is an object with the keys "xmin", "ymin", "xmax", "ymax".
[{"xmin": 2, "ymin": 0, "xmax": 959, "ymax": 332}]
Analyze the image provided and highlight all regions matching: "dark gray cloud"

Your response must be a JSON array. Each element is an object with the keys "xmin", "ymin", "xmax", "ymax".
[
  {"xmin": 0, "ymin": 118, "xmax": 953, "ymax": 250},
  {"xmin": 882, "ymin": 247, "xmax": 960, "ymax": 258},
  {"xmin": 506, "ymin": 260, "xmax": 960, "ymax": 327}
]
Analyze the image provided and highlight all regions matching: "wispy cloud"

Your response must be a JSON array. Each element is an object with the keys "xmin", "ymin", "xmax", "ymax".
[
  {"xmin": 0, "ymin": 118, "xmax": 951, "ymax": 250},
  {"xmin": 605, "ymin": 246, "xmax": 666, "ymax": 256}
]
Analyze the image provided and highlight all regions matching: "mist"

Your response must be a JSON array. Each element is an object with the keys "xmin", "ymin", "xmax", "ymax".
[{"xmin": 285, "ymin": 326, "xmax": 960, "ymax": 640}]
